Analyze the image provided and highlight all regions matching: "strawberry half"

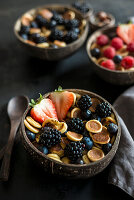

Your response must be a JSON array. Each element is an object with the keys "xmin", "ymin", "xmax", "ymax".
[
  {"xmin": 116, "ymin": 24, "xmax": 134, "ymax": 44},
  {"xmin": 49, "ymin": 86, "xmax": 75, "ymax": 121},
  {"xmin": 29, "ymin": 94, "xmax": 58, "ymax": 123}
]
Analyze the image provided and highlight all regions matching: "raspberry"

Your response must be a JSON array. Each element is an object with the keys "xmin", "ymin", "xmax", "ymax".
[
  {"xmin": 101, "ymin": 59, "xmax": 115, "ymax": 70},
  {"xmin": 97, "ymin": 34, "xmax": 109, "ymax": 46},
  {"xmin": 121, "ymin": 56, "xmax": 134, "ymax": 69},
  {"xmin": 111, "ymin": 37, "xmax": 123, "ymax": 50},
  {"xmin": 103, "ymin": 46, "xmax": 116, "ymax": 59},
  {"xmin": 127, "ymin": 42, "xmax": 134, "ymax": 52}
]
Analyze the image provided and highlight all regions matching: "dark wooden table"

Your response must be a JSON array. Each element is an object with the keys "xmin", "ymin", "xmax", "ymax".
[{"xmin": 0, "ymin": 0, "xmax": 133, "ymax": 199}]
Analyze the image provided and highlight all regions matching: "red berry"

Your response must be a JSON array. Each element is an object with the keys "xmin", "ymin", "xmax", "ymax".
[
  {"xmin": 127, "ymin": 42, "xmax": 134, "ymax": 52},
  {"xmin": 97, "ymin": 34, "xmax": 109, "ymax": 46},
  {"xmin": 121, "ymin": 56, "xmax": 134, "ymax": 69},
  {"xmin": 111, "ymin": 37, "xmax": 123, "ymax": 50},
  {"xmin": 103, "ymin": 46, "xmax": 116, "ymax": 59},
  {"xmin": 101, "ymin": 59, "xmax": 115, "ymax": 70}
]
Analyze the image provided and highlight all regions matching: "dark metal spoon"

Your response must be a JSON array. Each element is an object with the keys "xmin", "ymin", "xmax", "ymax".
[{"xmin": 0, "ymin": 96, "xmax": 28, "ymax": 181}]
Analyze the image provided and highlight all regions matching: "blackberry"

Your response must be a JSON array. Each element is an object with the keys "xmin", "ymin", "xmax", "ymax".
[
  {"xmin": 52, "ymin": 13, "xmax": 64, "ymax": 25},
  {"xmin": 64, "ymin": 31, "xmax": 78, "ymax": 43},
  {"xmin": 67, "ymin": 118, "xmax": 84, "ymax": 134},
  {"xmin": 77, "ymin": 95, "xmax": 92, "ymax": 111},
  {"xmin": 31, "ymin": 21, "xmax": 39, "ymax": 28},
  {"xmin": 30, "ymin": 33, "xmax": 47, "ymax": 44},
  {"xmin": 64, "ymin": 141, "xmax": 85, "ymax": 162},
  {"xmin": 35, "ymin": 15, "xmax": 48, "ymax": 27},
  {"xmin": 102, "ymin": 143, "xmax": 112, "ymax": 154},
  {"xmin": 49, "ymin": 29, "xmax": 63, "ymax": 41},
  {"xmin": 65, "ymin": 19, "xmax": 79, "ymax": 30},
  {"xmin": 47, "ymin": 20, "xmax": 57, "ymax": 29},
  {"xmin": 19, "ymin": 25, "xmax": 30, "ymax": 34},
  {"xmin": 39, "ymin": 127, "xmax": 61, "ymax": 148},
  {"xmin": 96, "ymin": 102, "xmax": 112, "ymax": 118}
]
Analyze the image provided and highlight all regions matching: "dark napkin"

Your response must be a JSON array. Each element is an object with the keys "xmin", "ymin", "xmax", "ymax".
[{"xmin": 108, "ymin": 86, "xmax": 134, "ymax": 198}]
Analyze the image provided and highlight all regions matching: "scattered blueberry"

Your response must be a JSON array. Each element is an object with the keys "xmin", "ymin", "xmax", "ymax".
[
  {"xmin": 82, "ymin": 137, "xmax": 93, "ymax": 150},
  {"xmin": 71, "ymin": 27, "xmax": 80, "ymax": 34},
  {"xmin": 20, "ymin": 34, "xmax": 28, "ymax": 40},
  {"xmin": 107, "ymin": 123, "xmax": 118, "ymax": 134},
  {"xmin": 81, "ymin": 110, "xmax": 92, "ymax": 120},
  {"xmin": 91, "ymin": 48, "xmax": 100, "ymax": 58},
  {"xmin": 38, "ymin": 146, "xmax": 48, "ymax": 154},
  {"xmin": 113, "ymin": 55, "xmax": 122, "ymax": 64},
  {"xmin": 26, "ymin": 130, "xmax": 35, "ymax": 141},
  {"xmin": 102, "ymin": 143, "xmax": 112, "ymax": 153},
  {"xmin": 48, "ymin": 20, "xmax": 57, "ymax": 29},
  {"xmin": 50, "ymin": 44, "xmax": 59, "ymax": 48},
  {"xmin": 76, "ymin": 158, "xmax": 84, "ymax": 164}
]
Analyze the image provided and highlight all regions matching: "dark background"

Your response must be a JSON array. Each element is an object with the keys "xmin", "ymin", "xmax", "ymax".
[{"xmin": 0, "ymin": 0, "xmax": 133, "ymax": 199}]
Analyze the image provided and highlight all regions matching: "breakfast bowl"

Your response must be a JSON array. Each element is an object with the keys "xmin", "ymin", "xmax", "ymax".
[
  {"xmin": 14, "ymin": 4, "xmax": 89, "ymax": 61},
  {"xmin": 20, "ymin": 88, "xmax": 121, "ymax": 178},
  {"xmin": 86, "ymin": 26, "xmax": 134, "ymax": 85}
]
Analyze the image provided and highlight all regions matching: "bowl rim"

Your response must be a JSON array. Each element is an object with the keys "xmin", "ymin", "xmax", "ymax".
[
  {"xmin": 86, "ymin": 25, "xmax": 134, "ymax": 74},
  {"xmin": 14, "ymin": 4, "xmax": 89, "ymax": 50},
  {"xmin": 21, "ymin": 89, "xmax": 121, "ymax": 168}
]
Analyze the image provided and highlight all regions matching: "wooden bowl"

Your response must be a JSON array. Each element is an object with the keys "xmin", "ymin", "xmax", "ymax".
[
  {"xmin": 86, "ymin": 26, "xmax": 134, "ymax": 85},
  {"xmin": 20, "ymin": 89, "xmax": 121, "ymax": 178},
  {"xmin": 14, "ymin": 4, "xmax": 89, "ymax": 61}
]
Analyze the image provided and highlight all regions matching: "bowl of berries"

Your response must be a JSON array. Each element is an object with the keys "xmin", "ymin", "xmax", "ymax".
[
  {"xmin": 86, "ymin": 24, "xmax": 134, "ymax": 85},
  {"xmin": 14, "ymin": 4, "xmax": 89, "ymax": 60},
  {"xmin": 20, "ymin": 87, "xmax": 121, "ymax": 178}
]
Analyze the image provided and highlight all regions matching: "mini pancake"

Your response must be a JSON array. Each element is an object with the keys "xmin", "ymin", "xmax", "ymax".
[
  {"xmin": 26, "ymin": 116, "xmax": 42, "ymax": 128},
  {"xmin": 89, "ymin": 98, "xmax": 101, "ymax": 112},
  {"xmin": 92, "ymin": 126, "xmax": 110, "ymax": 144},
  {"xmin": 71, "ymin": 107, "xmax": 81, "ymax": 118},
  {"xmin": 61, "ymin": 157, "xmax": 71, "ymax": 164},
  {"xmin": 86, "ymin": 120, "xmax": 102, "ymax": 133},
  {"xmin": 66, "ymin": 131, "xmax": 83, "ymax": 142},
  {"xmin": 87, "ymin": 148, "xmax": 104, "ymax": 162},
  {"xmin": 50, "ymin": 144, "xmax": 64, "ymax": 157}
]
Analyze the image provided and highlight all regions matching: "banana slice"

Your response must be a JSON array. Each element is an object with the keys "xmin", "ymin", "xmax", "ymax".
[
  {"xmin": 72, "ymin": 92, "xmax": 77, "ymax": 106},
  {"xmin": 66, "ymin": 131, "xmax": 83, "ymax": 142},
  {"xmin": 86, "ymin": 120, "xmax": 102, "ymax": 133},
  {"xmin": 42, "ymin": 118, "xmax": 60, "ymax": 127},
  {"xmin": 92, "ymin": 126, "xmax": 110, "ymax": 144},
  {"xmin": 26, "ymin": 116, "xmax": 42, "ymax": 128},
  {"xmin": 82, "ymin": 155, "xmax": 90, "ymax": 164},
  {"xmin": 50, "ymin": 144, "xmax": 64, "ymax": 157},
  {"xmin": 89, "ymin": 98, "xmax": 101, "ymax": 112},
  {"xmin": 87, "ymin": 148, "xmax": 104, "ymax": 162},
  {"xmin": 61, "ymin": 157, "xmax": 71, "ymax": 164},
  {"xmin": 57, "ymin": 122, "xmax": 68, "ymax": 133},
  {"xmin": 42, "ymin": 119, "xmax": 67, "ymax": 133},
  {"xmin": 47, "ymin": 153, "xmax": 60, "ymax": 160},
  {"xmin": 47, "ymin": 154, "xmax": 62, "ymax": 163},
  {"xmin": 37, "ymin": 43, "xmax": 49, "ymax": 48},
  {"xmin": 71, "ymin": 108, "xmax": 81, "ymax": 118},
  {"xmin": 105, "ymin": 117, "xmax": 117, "ymax": 124},
  {"xmin": 24, "ymin": 119, "xmax": 39, "ymax": 133},
  {"xmin": 29, "ymin": 28, "xmax": 41, "ymax": 34}
]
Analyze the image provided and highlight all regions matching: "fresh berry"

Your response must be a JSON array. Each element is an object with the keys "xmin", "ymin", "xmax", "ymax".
[
  {"xmin": 91, "ymin": 48, "xmax": 100, "ymax": 58},
  {"xmin": 67, "ymin": 118, "xmax": 84, "ymax": 134},
  {"xmin": 81, "ymin": 110, "xmax": 92, "ymax": 120},
  {"xmin": 49, "ymin": 86, "xmax": 74, "ymax": 121},
  {"xmin": 64, "ymin": 141, "xmax": 85, "ymax": 162},
  {"xmin": 101, "ymin": 59, "xmax": 115, "ymax": 70},
  {"xmin": 38, "ymin": 146, "xmax": 48, "ymax": 154},
  {"xmin": 49, "ymin": 29, "xmax": 63, "ymax": 41},
  {"xmin": 111, "ymin": 37, "xmax": 123, "ymax": 50},
  {"xmin": 96, "ymin": 102, "xmax": 112, "ymax": 118},
  {"xmin": 47, "ymin": 20, "xmax": 57, "ymax": 29},
  {"xmin": 77, "ymin": 95, "xmax": 92, "ymax": 111},
  {"xmin": 102, "ymin": 143, "xmax": 112, "ymax": 154},
  {"xmin": 35, "ymin": 15, "xmax": 48, "ymax": 27},
  {"xmin": 52, "ymin": 13, "xmax": 64, "ymax": 25},
  {"xmin": 64, "ymin": 31, "xmax": 78, "ymax": 43},
  {"xmin": 20, "ymin": 33, "xmax": 28, "ymax": 40},
  {"xmin": 76, "ymin": 158, "xmax": 84, "ymax": 164},
  {"xmin": 121, "ymin": 56, "xmax": 134, "ymax": 69},
  {"xmin": 33, "ymin": 35, "xmax": 47, "ymax": 44},
  {"xmin": 19, "ymin": 25, "xmax": 30, "ymax": 34},
  {"xmin": 26, "ymin": 130, "xmax": 35, "ymax": 141},
  {"xmin": 107, "ymin": 123, "xmax": 118, "ymax": 134},
  {"xmin": 97, "ymin": 34, "xmax": 109, "ymax": 46},
  {"xmin": 116, "ymin": 24, "xmax": 134, "ymax": 44},
  {"xmin": 29, "ymin": 94, "xmax": 58, "ymax": 123},
  {"xmin": 113, "ymin": 55, "xmax": 122, "ymax": 64},
  {"xmin": 65, "ymin": 19, "xmax": 79, "ymax": 30},
  {"xmin": 71, "ymin": 27, "xmax": 80, "ymax": 34},
  {"xmin": 31, "ymin": 21, "xmax": 39, "ymax": 28},
  {"xmin": 82, "ymin": 137, "xmax": 93, "ymax": 150},
  {"xmin": 103, "ymin": 47, "xmax": 116, "ymax": 59},
  {"xmin": 50, "ymin": 44, "xmax": 58, "ymax": 48},
  {"xmin": 91, "ymin": 113, "xmax": 101, "ymax": 122},
  {"xmin": 39, "ymin": 127, "xmax": 61, "ymax": 148},
  {"xmin": 127, "ymin": 42, "xmax": 134, "ymax": 52}
]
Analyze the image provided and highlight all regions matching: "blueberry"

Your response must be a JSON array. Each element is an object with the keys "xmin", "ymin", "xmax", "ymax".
[
  {"xmin": 20, "ymin": 34, "xmax": 28, "ymax": 40},
  {"xmin": 81, "ymin": 110, "xmax": 92, "ymax": 120},
  {"xmin": 50, "ymin": 44, "xmax": 59, "ymax": 48},
  {"xmin": 76, "ymin": 158, "xmax": 84, "ymax": 164},
  {"xmin": 91, "ymin": 113, "xmax": 101, "ymax": 122},
  {"xmin": 48, "ymin": 20, "xmax": 57, "ymax": 29},
  {"xmin": 31, "ymin": 21, "xmax": 39, "ymax": 28},
  {"xmin": 107, "ymin": 123, "xmax": 118, "ymax": 134},
  {"xmin": 91, "ymin": 48, "xmax": 100, "ymax": 58},
  {"xmin": 38, "ymin": 146, "xmax": 48, "ymax": 154},
  {"xmin": 82, "ymin": 137, "xmax": 93, "ymax": 150},
  {"xmin": 26, "ymin": 130, "xmax": 35, "ymax": 141},
  {"xmin": 102, "ymin": 143, "xmax": 112, "ymax": 154},
  {"xmin": 113, "ymin": 55, "xmax": 122, "ymax": 64},
  {"xmin": 72, "ymin": 27, "xmax": 80, "ymax": 34},
  {"xmin": 19, "ymin": 25, "xmax": 30, "ymax": 34}
]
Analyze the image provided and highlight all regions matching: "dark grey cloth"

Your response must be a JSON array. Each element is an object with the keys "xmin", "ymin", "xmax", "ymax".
[{"xmin": 108, "ymin": 86, "xmax": 134, "ymax": 198}]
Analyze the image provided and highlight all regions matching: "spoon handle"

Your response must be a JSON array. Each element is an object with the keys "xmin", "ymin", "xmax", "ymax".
[
  {"xmin": 0, "ymin": 146, "xmax": 5, "ymax": 160},
  {"xmin": 0, "ymin": 120, "xmax": 20, "ymax": 181}
]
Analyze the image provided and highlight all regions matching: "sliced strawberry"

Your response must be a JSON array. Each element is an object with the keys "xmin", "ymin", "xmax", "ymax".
[
  {"xmin": 49, "ymin": 86, "xmax": 74, "ymax": 121},
  {"xmin": 116, "ymin": 24, "xmax": 134, "ymax": 44},
  {"xmin": 30, "ymin": 94, "xmax": 58, "ymax": 123}
]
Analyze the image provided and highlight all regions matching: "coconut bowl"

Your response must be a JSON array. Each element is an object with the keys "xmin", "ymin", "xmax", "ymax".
[
  {"xmin": 14, "ymin": 4, "xmax": 89, "ymax": 61},
  {"xmin": 86, "ymin": 26, "xmax": 134, "ymax": 85},
  {"xmin": 20, "ymin": 89, "xmax": 121, "ymax": 178}
]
